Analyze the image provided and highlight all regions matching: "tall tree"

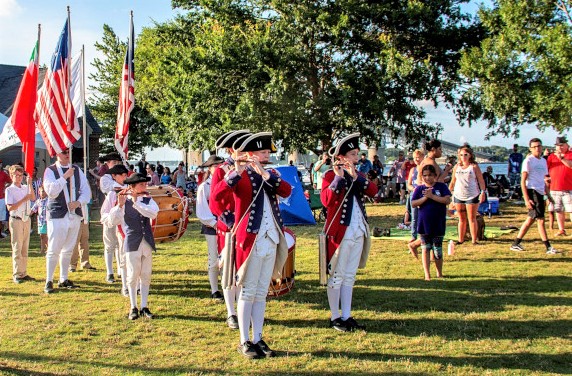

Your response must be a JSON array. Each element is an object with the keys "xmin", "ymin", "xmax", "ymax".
[
  {"xmin": 89, "ymin": 24, "xmax": 163, "ymax": 158},
  {"xmin": 137, "ymin": 1, "xmax": 481, "ymax": 151},
  {"xmin": 458, "ymin": 0, "xmax": 572, "ymax": 138}
]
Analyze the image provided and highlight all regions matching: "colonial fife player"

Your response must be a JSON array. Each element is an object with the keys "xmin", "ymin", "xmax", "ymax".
[
  {"xmin": 209, "ymin": 129, "xmax": 251, "ymax": 329},
  {"xmin": 321, "ymin": 133, "xmax": 378, "ymax": 331},
  {"xmin": 213, "ymin": 131, "xmax": 292, "ymax": 359}
]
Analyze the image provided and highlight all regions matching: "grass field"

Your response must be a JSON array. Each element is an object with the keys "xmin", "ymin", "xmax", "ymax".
[{"xmin": 0, "ymin": 200, "xmax": 570, "ymax": 375}]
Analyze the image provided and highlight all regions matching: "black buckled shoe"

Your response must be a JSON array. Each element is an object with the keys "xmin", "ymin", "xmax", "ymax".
[
  {"xmin": 237, "ymin": 341, "xmax": 262, "ymax": 359},
  {"xmin": 106, "ymin": 274, "xmax": 115, "ymax": 283},
  {"xmin": 227, "ymin": 315, "xmax": 239, "ymax": 329},
  {"xmin": 211, "ymin": 291, "xmax": 224, "ymax": 302},
  {"xmin": 44, "ymin": 281, "xmax": 54, "ymax": 294},
  {"xmin": 254, "ymin": 339, "xmax": 275, "ymax": 357},
  {"xmin": 140, "ymin": 307, "xmax": 154, "ymax": 319},
  {"xmin": 344, "ymin": 317, "xmax": 366, "ymax": 331},
  {"xmin": 329, "ymin": 317, "xmax": 348, "ymax": 332},
  {"xmin": 128, "ymin": 307, "xmax": 139, "ymax": 320},
  {"xmin": 58, "ymin": 279, "xmax": 79, "ymax": 289},
  {"xmin": 22, "ymin": 275, "xmax": 36, "ymax": 281}
]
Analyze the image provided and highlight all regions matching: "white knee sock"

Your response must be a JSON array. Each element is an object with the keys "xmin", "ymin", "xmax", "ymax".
[
  {"xmin": 120, "ymin": 266, "xmax": 127, "ymax": 290},
  {"xmin": 46, "ymin": 255, "xmax": 58, "ymax": 282},
  {"xmin": 237, "ymin": 299, "xmax": 253, "ymax": 344},
  {"xmin": 140, "ymin": 283, "xmax": 150, "ymax": 308},
  {"xmin": 327, "ymin": 287, "xmax": 341, "ymax": 320},
  {"xmin": 208, "ymin": 269, "xmax": 219, "ymax": 294},
  {"xmin": 59, "ymin": 252, "xmax": 72, "ymax": 282},
  {"xmin": 128, "ymin": 283, "xmax": 138, "ymax": 309},
  {"xmin": 115, "ymin": 248, "xmax": 121, "ymax": 276},
  {"xmin": 251, "ymin": 300, "xmax": 266, "ymax": 343},
  {"xmin": 223, "ymin": 287, "xmax": 237, "ymax": 317},
  {"xmin": 340, "ymin": 284, "xmax": 353, "ymax": 320},
  {"xmin": 104, "ymin": 251, "xmax": 113, "ymax": 275}
]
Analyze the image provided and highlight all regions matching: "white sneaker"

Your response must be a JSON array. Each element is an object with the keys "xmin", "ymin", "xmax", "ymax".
[
  {"xmin": 546, "ymin": 247, "xmax": 560, "ymax": 255},
  {"xmin": 510, "ymin": 244, "xmax": 525, "ymax": 252}
]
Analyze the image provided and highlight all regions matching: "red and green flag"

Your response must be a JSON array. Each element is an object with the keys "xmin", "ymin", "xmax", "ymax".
[{"xmin": 11, "ymin": 41, "xmax": 39, "ymax": 176}]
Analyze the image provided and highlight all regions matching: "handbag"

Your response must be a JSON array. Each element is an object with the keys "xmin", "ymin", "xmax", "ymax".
[{"xmin": 318, "ymin": 179, "xmax": 354, "ymax": 286}]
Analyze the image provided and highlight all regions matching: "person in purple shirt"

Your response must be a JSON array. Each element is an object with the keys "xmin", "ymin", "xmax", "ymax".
[{"xmin": 411, "ymin": 164, "xmax": 452, "ymax": 281}]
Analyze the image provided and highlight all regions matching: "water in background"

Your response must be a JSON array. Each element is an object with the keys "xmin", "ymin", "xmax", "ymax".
[{"xmin": 383, "ymin": 162, "xmax": 509, "ymax": 177}]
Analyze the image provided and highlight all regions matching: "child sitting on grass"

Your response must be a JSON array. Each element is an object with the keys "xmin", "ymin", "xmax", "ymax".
[{"xmin": 411, "ymin": 165, "xmax": 452, "ymax": 281}]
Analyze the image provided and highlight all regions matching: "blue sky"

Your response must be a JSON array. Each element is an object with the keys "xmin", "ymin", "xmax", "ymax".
[{"xmin": 0, "ymin": 0, "xmax": 563, "ymax": 160}]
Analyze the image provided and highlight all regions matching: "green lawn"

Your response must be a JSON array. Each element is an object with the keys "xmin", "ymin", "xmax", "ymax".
[{"xmin": 0, "ymin": 201, "xmax": 570, "ymax": 375}]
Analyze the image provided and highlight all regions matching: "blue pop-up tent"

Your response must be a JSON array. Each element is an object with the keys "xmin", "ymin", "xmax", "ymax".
[{"xmin": 275, "ymin": 165, "xmax": 316, "ymax": 225}]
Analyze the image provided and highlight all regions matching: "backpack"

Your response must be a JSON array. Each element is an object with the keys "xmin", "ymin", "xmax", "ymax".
[{"xmin": 464, "ymin": 214, "xmax": 486, "ymax": 241}]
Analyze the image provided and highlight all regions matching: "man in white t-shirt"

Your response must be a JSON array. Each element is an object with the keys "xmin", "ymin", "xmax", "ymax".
[{"xmin": 510, "ymin": 138, "xmax": 560, "ymax": 254}]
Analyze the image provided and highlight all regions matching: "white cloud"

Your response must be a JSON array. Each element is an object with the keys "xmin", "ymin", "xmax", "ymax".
[{"xmin": 0, "ymin": 0, "xmax": 22, "ymax": 18}]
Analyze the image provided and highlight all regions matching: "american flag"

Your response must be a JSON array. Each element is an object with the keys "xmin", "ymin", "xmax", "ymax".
[
  {"xmin": 35, "ymin": 18, "xmax": 80, "ymax": 157},
  {"xmin": 115, "ymin": 12, "xmax": 135, "ymax": 162}
]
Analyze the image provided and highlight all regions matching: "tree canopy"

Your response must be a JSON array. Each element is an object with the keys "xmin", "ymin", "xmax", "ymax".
[
  {"xmin": 132, "ymin": 0, "xmax": 482, "ymax": 152},
  {"xmin": 458, "ymin": 0, "xmax": 572, "ymax": 138}
]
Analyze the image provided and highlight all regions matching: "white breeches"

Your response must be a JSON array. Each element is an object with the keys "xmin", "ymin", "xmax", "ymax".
[
  {"xmin": 126, "ymin": 240, "xmax": 153, "ymax": 308},
  {"xmin": 239, "ymin": 233, "xmax": 277, "ymax": 303},
  {"xmin": 327, "ymin": 234, "xmax": 364, "ymax": 289},
  {"xmin": 46, "ymin": 215, "xmax": 81, "ymax": 282}
]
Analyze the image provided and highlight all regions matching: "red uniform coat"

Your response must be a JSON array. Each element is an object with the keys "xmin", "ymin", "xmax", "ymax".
[
  {"xmin": 209, "ymin": 159, "xmax": 236, "ymax": 253},
  {"xmin": 212, "ymin": 166, "xmax": 292, "ymax": 283},
  {"xmin": 321, "ymin": 169, "xmax": 378, "ymax": 270}
]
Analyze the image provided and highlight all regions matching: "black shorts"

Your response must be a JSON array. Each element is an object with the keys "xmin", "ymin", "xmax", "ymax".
[
  {"xmin": 454, "ymin": 195, "xmax": 480, "ymax": 204},
  {"xmin": 397, "ymin": 182, "xmax": 406, "ymax": 191},
  {"xmin": 527, "ymin": 189, "xmax": 546, "ymax": 219}
]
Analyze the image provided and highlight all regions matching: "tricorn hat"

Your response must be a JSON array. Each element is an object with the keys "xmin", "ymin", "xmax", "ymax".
[
  {"xmin": 215, "ymin": 130, "xmax": 251, "ymax": 149},
  {"xmin": 200, "ymin": 155, "xmax": 224, "ymax": 168},
  {"xmin": 106, "ymin": 164, "xmax": 129, "ymax": 175},
  {"xmin": 328, "ymin": 133, "xmax": 360, "ymax": 157},
  {"xmin": 235, "ymin": 132, "xmax": 277, "ymax": 152},
  {"xmin": 102, "ymin": 152, "xmax": 122, "ymax": 162},
  {"xmin": 124, "ymin": 172, "xmax": 150, "ymax": 185},
  {"xmin": 555, "ymin": 136, "xmax": 568, "ymax": 145}
]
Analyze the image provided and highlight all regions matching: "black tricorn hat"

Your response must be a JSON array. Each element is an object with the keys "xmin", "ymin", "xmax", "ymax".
[
  {"xmin": 200, "ymin": 155, "xmax": 224, "ymax": 168},
  {"xmin": 235, "ymin": 132, "xmax": 277, "ymax": 152},
  {"xmin": 215, "ymin": 130, "xmax": 251, "ymax": 149},
  {"xmin": 106, "ymin": 164, "xmax": 129, "ymax": 175},
  {"xmin": 232, "ymin": 133, "xmax": 252, "ymax": 151},
  {"xmin": 124, "ymin": 172, "xmax": 151, "ymax": 185},
  {"xmin": 102, "ymin": 152, "xmax": 122, "ymax": 162},
  {"xmin": 329, "ymin": 133, "xmax": 360, "ymax": 157}
]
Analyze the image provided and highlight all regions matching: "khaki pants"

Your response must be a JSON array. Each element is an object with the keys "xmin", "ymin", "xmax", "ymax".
[
  {"xmin": 10, "ymin": 217, "xmax": 31, "ymax": 278},
  {"xmin": 70, "ymin": 222, "xmax": 90, "ymax": 269}
]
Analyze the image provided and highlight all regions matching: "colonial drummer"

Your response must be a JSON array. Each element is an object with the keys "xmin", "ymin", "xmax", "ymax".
[
  {"xmin": 321, "ymin": 133, "xmax": 378, "ymax": 332},
  {"xmin": 213, "ymin": 131, "xmax": 292, "ymax": 359}
]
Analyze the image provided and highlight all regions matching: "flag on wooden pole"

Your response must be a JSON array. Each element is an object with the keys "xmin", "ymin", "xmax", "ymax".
[
  {"xmin": 35, "ymin": 16, "xmax": 80, "ymax": 157},
  {"xmin": 115, "ymin": 11, "xmax": 134, "ymax": 162},
  {"xmin": 11, "ymin": 38, "xmax": 39, "ymax": 175}
]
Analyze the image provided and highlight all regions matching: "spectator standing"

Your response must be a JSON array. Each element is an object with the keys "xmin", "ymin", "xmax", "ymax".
[
  {"xmin": 508, "ymin": 143, "xmax": 524, "ymax": 187},
  {"xmin": 70, "ymin": 200, "xmax": 96, "ymax": 272},
  {"xmin": 161, "ymin": 167, "xmax": 172, "ymax": 185},
  {"xmin": 411, "ymin": 164, "xmax": 452, "ymax": 281},
  {"xmin": 6, "ymin": 165, "xmax": 36, "ymax": 283},
  {"xmin": 173, "ymin": 162, "xmax": 187, "ymax": 190},
  {"xmin": 546, "ymin": 136, "xmax": 572, "ymax": 236},
  {"xmin": 137, "ymin": 155, "xmax": 146, "ymax": 174},
  {"xmin": 313, "ymin": 153, "xmax": 331, "ymax": 190},
  {"xmin": 146, "ymin": 164, "xmax": 160, "ymax": 186},
  {"xmin": 390, "ymin": 151, "xmax": 407, "ymax": 204},
  {"xmin": 417, "ymin": 140, "xmax": 453, "ymax": 185},
  {"xmin": 0, "ymin": 161, "xmax": 13, "ymax": 238},
  {"xmin": 356, "ymin": 153, "xmax": 373, "ymax": 174},
  {"xmin": 406, "ymin": 149, "xmax": 425, "ymax": 258},
  {"xmin": 510, "ymin": 138, "xmax": 560, "ymax": 254},
  {"xmin": 31, "ymin": 185, "xmax": 48, "ymax": 254},
  {"xmin": 156, "ymin": 162, "xmax": 164, "ymax": 176},
  {"xmin": 448, "ymin": 144, "xmax": 486, "ymax": 245},
  {"xmin": 372, "ymin": 155, "xmax": 384, "ymax": 177}
]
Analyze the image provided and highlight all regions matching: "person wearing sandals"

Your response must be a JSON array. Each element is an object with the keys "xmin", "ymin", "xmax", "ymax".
[
  {"xmin": 321, "ymin": 133, "xmax": 378, "ymax": 332},
  {"xmin": 213, "ymin": 132, "xmax": 292, "ymax": 359},
  {"xmin": 448, "ymin": 144, "xmax": 486, "ymax": 246},
  {"xmin": 411, "ymin": 165, "xmax": 452, "ymax": 280}
]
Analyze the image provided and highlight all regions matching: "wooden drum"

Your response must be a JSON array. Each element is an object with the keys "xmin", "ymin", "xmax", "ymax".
[
  {"xmin": 147, "ymin": 185, "xmax": 190, "ymax": 243},
  {"xmin": 268, "ymin": 227, "xmax": 296, "ymax": 297}
]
